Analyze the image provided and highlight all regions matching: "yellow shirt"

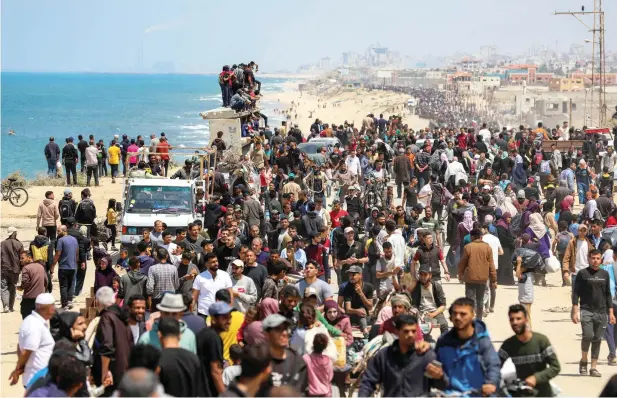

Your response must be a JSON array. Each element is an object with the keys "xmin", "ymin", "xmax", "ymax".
[
  {"xmin": 219, "ymin": 311, "xmax": 244, "ymax": 362},
  {"xmin": 106, "ymin": 208, "xmax": 117, "ymax": 225},
  {"xmin": 108, "ymin": 145, "xmax": 121, "ymax": 165}
]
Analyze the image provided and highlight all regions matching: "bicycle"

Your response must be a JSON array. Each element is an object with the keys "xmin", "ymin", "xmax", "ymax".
[{"xmin": 1, "ymin": 178, "xmax": 29, "ymax": 207}]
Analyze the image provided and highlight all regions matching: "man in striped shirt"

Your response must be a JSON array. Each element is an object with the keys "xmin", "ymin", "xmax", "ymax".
[
  {"xmin": 146, "ymin": 247, "xmax": 179, "ymax": 311},
  {"xmin": 499, "ymin": 304, "xmax": 561, "ymax": 396}
]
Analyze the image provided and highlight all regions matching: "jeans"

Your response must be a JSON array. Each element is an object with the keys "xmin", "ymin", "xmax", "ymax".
[
  {"xmin": 581, "ymin": 309, "xmax": 608, "ymax": 360},
  {"xmin": 80, "ymin": 155, "xmax": 86, "ymax": 173},
  {"xmin": 122, "ymin": 157, "xmax": 128, "ymax": 176},
  {"xmin": 74, "ymin": 264, "xmax": 87, "ymax": 297},
  {"xmin": 417, "ymin": 172, "xmax": 429, "ymax": 192},
  {"xmin": 58, "ymin": 269, "xmax": 76, "ymax": 307},
  {"xmin": 571, "ymin": 273, "xmax": 577, "ymax": 304},
  {"xmin": 483, "ymin": 280, "xmax": 496, "ymax": 310},
  {"xmin": 98, "ymin": 159, "xmax": 107, "ymax": 177},
  {"xmin": 47, "ymin": 158, "xmax": 57, "ymax": 176},
  {"xmin": 86, "ymin": 164, "xmax": 99, "ymax": 186},
  {"xmin": 220, "ymin": 84, "xmax": 232, "ymax": 107},
  {"xmin": 350, "ymin": 314, "xmax": 368, "ymax": 331},
  {"xmin": 65, "ymin": 162, "xmax": 77, "ymax": 185},
  {"xmin": 432, "ymin": 313, "xmax": 449, "ymax": 334},
  {"xmin": 577, "ymin": 183, "xmax": 589, "ymax": 204},
  {"xmin": 44, "ymin": 225, "xmax": 57, "ymax": 242},
  {"xmin": 110, "ymin": 163, "xmax": 119, "ymax": 178},
  {"xmin": 465, "ymin": 282, "xmax": 487, "ymax": 319},
  {"xmin": 20, "ymin": 298, "xmax": 36, "ymax": 320},
  {"xmin": 1, "ymin": 272, "xmax": 18, "ymax": 311},
  {"xmin": 605, "ymin": 305, "xmax": 617, "ymax": 358}
]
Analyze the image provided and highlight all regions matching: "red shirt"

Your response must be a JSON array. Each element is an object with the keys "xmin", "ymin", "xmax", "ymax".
[
  {"xmin": 157, "ymin": 141, "xmax": 170, "ymax": 160},
  {"xmin": 380, "ymin": 317, "xmax": 423, "ymax": 341},
  {"xmin": 330, "ymin": 209, "xmax": 349, "ymax": 228}
]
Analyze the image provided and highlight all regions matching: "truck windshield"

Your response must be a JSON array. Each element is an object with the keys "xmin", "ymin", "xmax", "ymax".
[{"xmin": 127, "ymin": 186, "xmax": 193, "ymax": 213}]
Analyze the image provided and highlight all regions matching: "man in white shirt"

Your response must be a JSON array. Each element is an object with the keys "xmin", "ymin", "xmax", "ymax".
[
  {"xmin": 482, "ymin": 224, "xmax": 503, "ymax": 313},
  {"xmin": 192, "ymin": 252, "xmax": 233, "ymax": 317},
  {"xmin": 10, "ymin": 293, "xmax": 56, "ymax": 387},
  {"xmin": 85, "ymin": 141, "xmax": 100, "ymax": 186},
  {"xmin": 479, "ymin": 123, "xmax": 491, "ymax": 144},
  {"xmin": 345, "ymin": 149, "xmax": 362, "ymax": 178},
  {"xmin": 445, "ymin": 156, "xmax": 467, "ymax": 187}
]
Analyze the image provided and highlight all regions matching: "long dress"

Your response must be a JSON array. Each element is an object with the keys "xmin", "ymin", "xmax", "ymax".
[{"xmin": 496, "ymin": 225, "xmax": 516, "ymax": 285}]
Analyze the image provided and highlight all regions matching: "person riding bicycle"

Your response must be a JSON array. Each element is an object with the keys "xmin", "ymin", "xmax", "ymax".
[{"xmin": 434, "ymin": 297, "xmax": 501, "ymax": 395}]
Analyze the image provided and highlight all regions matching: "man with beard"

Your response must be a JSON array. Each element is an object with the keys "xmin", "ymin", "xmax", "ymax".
[
  {"xmin": 184, "ymin": 222, "xmax": 205, "ymax": 255},
  {"xmin": 193, "ymin": 253, "xmax": 233, "ymax": 318},
  {"xmin": 126, "ymin": 294, "xmax": 147, "ymax": 344},
  {"xmin": 434, "ymin": 297, "xmax": 501, "ymax": 395},
  {"xmin": 499, "ymin": 304, "xmax": 561, "ymax": 397},
  {"xmin": 278, "ymin": 285, "xmax": 301, "ymax": 327}
]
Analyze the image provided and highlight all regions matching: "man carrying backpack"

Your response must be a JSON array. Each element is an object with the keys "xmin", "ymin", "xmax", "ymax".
[
  {"xmin": 59, "ymin": 189, "xmax": 77, "ymax": 227},
  {"xmin": 74, "ymin": 188, "xmax": 97, "ymax": 238},
  {"xmin": 552, "ymin": 221, "xmax": 575, "ymax": 287}
]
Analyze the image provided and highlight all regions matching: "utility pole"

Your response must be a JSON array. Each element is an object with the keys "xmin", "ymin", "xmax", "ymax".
[{"xmin": 555, "ymin": 0, "xmax": 607, "ymax": 126}]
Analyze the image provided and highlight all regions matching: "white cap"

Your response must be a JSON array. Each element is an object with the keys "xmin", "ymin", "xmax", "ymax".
[
  {"xmin": 35, "ymin": 293, "xmax": 55, "ymax": 305},
  {"xmin": 114, "ymin": 134, "xmax": 119, "ymax": 138},
  {"xmin": 482, "ymin": 185, "xmax": 491, "ymax": 190},
  {"xmin": 231, "ymin": 259, "xmax": 245, "ymax": 268},
  {"xmin": 7, "ymin": 226, "xmax": 17, "ymax": 234},
  {"xmin": 344, "ymin": 227, "xmax": 354, "ymax": 234}
]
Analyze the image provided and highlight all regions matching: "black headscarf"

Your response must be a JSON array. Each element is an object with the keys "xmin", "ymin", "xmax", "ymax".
[{"xmin": 50, "ymin": 311, "xmax": 79, "ymax": 341}]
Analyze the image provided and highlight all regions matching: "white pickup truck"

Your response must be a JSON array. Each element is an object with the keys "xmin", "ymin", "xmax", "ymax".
[{"xmin": 120, "ymin": 178, "xmax": 203, "ymax": 253}]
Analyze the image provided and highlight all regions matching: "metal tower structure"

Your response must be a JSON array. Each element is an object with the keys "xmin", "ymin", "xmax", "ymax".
[{"xmin": 555, "ymin": 0, "xmax": 607, "ymax": 126}]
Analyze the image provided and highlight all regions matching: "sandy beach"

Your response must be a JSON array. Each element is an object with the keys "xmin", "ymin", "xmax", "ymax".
[{"xmin": 0, "ymin": 82, "xmax": 612, "ymax": 397}]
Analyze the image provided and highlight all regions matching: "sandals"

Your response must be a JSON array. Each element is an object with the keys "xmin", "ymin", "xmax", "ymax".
[
  {"xmin": 590, "ymin": 368, "xmax": 602, "ymax": 377},
  {"xmin": 579, "ymin": 361, "xmax": 588, "ymax": 375}
]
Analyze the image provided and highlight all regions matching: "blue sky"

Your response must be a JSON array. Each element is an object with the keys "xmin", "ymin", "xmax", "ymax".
[{"xmin": 2, "ymin": 0, "xmax": 616, "ymax": 73}]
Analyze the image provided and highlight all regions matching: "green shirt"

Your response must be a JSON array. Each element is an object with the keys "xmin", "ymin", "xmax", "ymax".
[{"xmin": 498, "ymin": 332, "xmax": 561, "ymax": 397}]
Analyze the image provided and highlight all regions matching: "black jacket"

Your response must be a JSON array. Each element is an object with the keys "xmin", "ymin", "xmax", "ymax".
[
  {"xmin": 359, "ymin": 343, "xmax": 446, "ymax": 397},
  {"xmin": 74, "ymin": 198, "xmax": 96, "ymax": 225},
  {"xmin": 410, "ymin": 280, "xmax": 447, "ymax": 310},
  {"xmin": 67, "ymin": 227, "xmax": 89, "ymax": 264},
  {"xmin": 62, "ymin": 144, "xmax": 79, "ymax": 163}
]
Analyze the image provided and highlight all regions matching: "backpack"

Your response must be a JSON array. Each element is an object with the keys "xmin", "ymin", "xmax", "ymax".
[
  {"xmin": 509, "ymin": 213, "xmax": 523, "ymax": 236},
  {"xmin": 76, "ymin": 200, "xmax": 95, "ymax": 222},
  {"xmin": 59, "ymin": 199, "xmax": 73, "ymax": 220},
  {"xmin": 555, "ymin": 231, "xmax": 572, "ymax": 256}
]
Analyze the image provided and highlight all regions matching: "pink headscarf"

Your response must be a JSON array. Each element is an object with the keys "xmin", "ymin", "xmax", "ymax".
[{"xmin": 244, "ymin": 298, "xmax": 279, "ymax": 345}]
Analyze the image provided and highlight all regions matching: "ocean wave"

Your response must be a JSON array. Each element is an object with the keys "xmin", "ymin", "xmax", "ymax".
[
  {"xmin": 181, "ymin": 124, "xmax": 209, "ymax": 130},
  {"xmin": 198, "ymin": 95, "xmax": 222, "ymax": 101}
]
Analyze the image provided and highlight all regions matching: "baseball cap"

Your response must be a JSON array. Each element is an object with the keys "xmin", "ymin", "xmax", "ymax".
[
  {"xmin": 304, "ymin": 287, "xmax": 318, "ymax": 297},
  {"xmin": 579, "ymin": 223, "xmax": 589, "ymax": 231},
  {"xmin": 482, "ymin": 185, "xmax": 491, "ymax": 190},
  {"xmin": 63, "ymin": 188, "xmax": 72, "ymax": 195},
  {"xmin": 231, "ymin": 259, "xmax": 244, "ymax": 268},
  {"xmin": 344, "ymin": 227, "xmax": 354, "ymax": 234},
  {"xmin": 209, "ymin": 301, "xmax": 233, "ymax": 316},
  {"xmin": 234, "ymin": 205, "xmax": 242, "ymax": 212},
  {"xmin": 527, "ymin": 177, "xmax": 535, "ymax": 184},
  {"xmin": 517, "ymin": 190, "xmax": 526, "ymax": 199},
  {"xmin": 419, "ymin": 264, "xmax": 432, "ymax": 274},
  {"xmin": 346, "ymin": 265, "xmax": 363, "ymax": 274},
  {"xmin": 262, "ymin": 314, "xmax": 293, "ymax": 331},
  {"xmin": 7, "ymin": 226, "xmax": 17, "ymax": 234},
  {"xmin": 292, "ymin": 235, "xmax": 303, "ymax": 243}
]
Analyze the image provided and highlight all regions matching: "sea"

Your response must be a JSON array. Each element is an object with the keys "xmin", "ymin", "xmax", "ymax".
[{"xmin": 0, "ymin": 72, "xmax": 289, "ymax": 178}]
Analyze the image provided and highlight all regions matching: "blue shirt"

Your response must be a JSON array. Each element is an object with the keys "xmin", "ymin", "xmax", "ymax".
[{"xmin": 56, "ymin": 235, "xmax": 78, "ymax": 270}]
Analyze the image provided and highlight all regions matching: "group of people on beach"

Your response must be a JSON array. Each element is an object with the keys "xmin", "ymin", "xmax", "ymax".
[{"xmin": 10, "ymin": 84, "xmax": 617, "ymax": 397}]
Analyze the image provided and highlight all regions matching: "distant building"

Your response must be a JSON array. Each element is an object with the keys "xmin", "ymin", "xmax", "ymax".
[
  {"xmin": 458, "ymin": 57, "xmax": 481, "ymax": 72},
  {"xmin": 569, "ymin": 72, "xmax": 617, "ymax": 85},
  {"xmin": 319, "ymin": 57, "xmax": 331, "ymax": 70},
  {"xmin": 549, "ymin": 77, "xmax": 584, "ymax": 92}
]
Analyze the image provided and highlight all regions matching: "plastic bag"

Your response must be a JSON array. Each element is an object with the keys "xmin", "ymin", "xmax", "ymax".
[{"xmin": 546, "ymin": 255, "xmax": 560, "ymax": 273}]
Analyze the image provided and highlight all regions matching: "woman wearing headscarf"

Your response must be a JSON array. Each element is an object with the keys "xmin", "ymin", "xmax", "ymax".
[
  {"xmin": 521, "ymin": 201, "xmax": 540, "ymax": 233},
  {"xmin": 93, "ymin": 257, "xmax": 118, "ymax": 294},
  {"xmin": 41, "ymin": 312, "xmax": 92, "ymax": 397},
  {"xmin": 451, "ymin": 210, "xmax": 475, "ymax": 275},
  {"xmin": 558, "ymin": 198, "xmax": 575, "ymax": 226},
  {"xmin": 324, "ymin": 300, "xmax": 352, "ymax": 396},
  {"xmin": 512, "ymin": 151, "xmax": 527, "ymax": 190},
  {"xmin": 496, "ymin": 212, "xmax": 516, "ymax": 285},
  {"xmin": 543, "ymin": 201, "xmax": 559, "ymax": 239},
  {"xmin": 244, "ymin": 298, "xmax": 279, "ymax": 345},
  {"xmin": 493, "ymin": 186, "xmax": 518, "ymax": 216},
  {"xmin": 525, "ymin": 213, "xmax": 551, "ymax": 287}
]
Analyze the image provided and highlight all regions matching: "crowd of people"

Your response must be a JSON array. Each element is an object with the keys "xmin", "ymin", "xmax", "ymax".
[{"xmin": 10, "ymin": 88, "xmax": 617, "ymax": 397}]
